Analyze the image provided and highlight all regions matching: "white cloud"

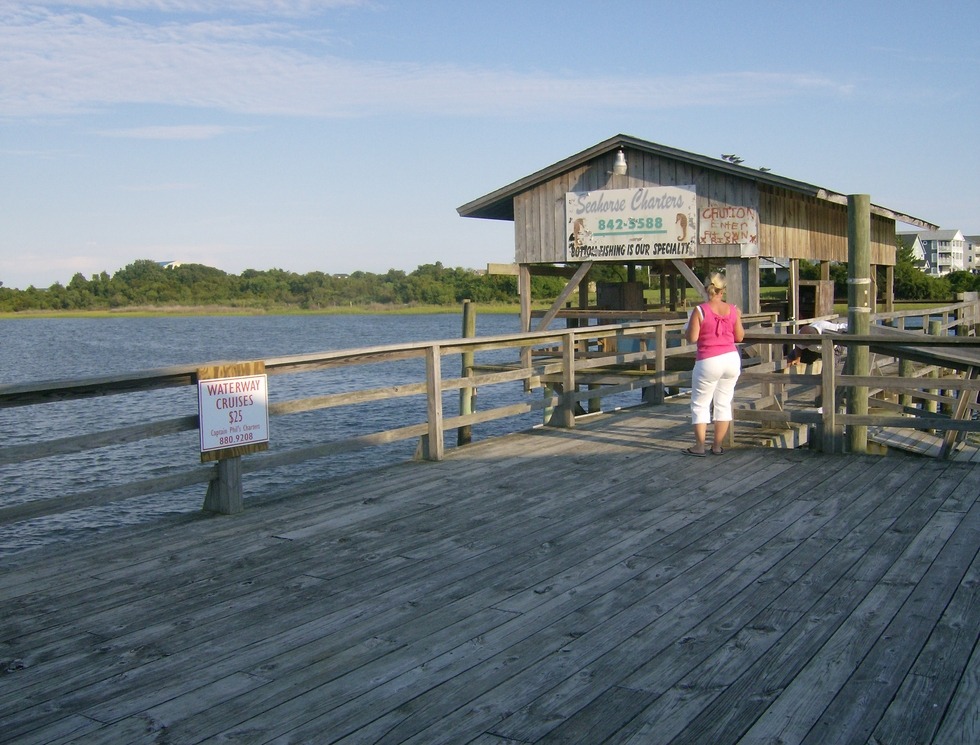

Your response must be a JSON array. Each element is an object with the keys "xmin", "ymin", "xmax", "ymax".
[
  {"xmin": 0, "ymin": 4, "xmax": 855, "ymax": 120},
  {"xmin": 20, "ymin": 1, "xmax": 365, "ymax": 14},
  {"xmin": 97, "ymin": 124, "xmax": 258, "ymax": 139},
  {"xmin": 120, "ymin": 181, "xmax": 197, "ymax": 191}
]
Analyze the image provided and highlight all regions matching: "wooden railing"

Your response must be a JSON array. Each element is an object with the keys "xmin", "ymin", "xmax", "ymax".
[
  {"xmin": 2, "ymin": 299, "xmax": 978, "ymax": 524},
  {"xmin": 0, "ymin": 318, "xmax": 713, "ymax": 522},
  {"xmin": 735, "ymin": 331, "xmax": 980, "ymax": 455}
]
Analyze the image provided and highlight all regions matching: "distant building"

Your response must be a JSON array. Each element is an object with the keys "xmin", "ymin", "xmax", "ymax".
[
  {"xmin": 897, "ymin": 232, "xmax": 930, "ymax": 272},
  {"xmin": 966, "ymin": 235, "xmax": 979, "ymax": 273},
  {"xmin": 157, "ymin": 260, "xmax": 183, "ymax": 269},
  {"xmin": 897, "ymin": 230, "xmax": 966, "ymax": 276}
]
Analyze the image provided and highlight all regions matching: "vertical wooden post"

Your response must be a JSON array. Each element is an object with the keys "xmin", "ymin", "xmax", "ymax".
[
  {"xmin": 789, "ymin": 259, "xmax": 800, "ymax": 321},
  {"xmin": 926, "ymin": 320, "xmax": 941, "ymax": 425},
  {"xmin": 543, "ymin": 382, "xmax": 556, "ymax": 425},
  {"xmin": 654, "ymin": 322, "xmax": 668, "ymax": 404},
  {"xmin": 587, "ymin": 384, "xmax": 601, "ymax": 414},
  {"xmin": 519, "ymin": 265, "xmax": 533, "ymax": 390},
  {"xmin": 518, "ymin": 264, "xmax": 532, "ymax": 332},
  {"xmin": 578, "ymin": 273, "xmax": 590, "ymax": 309},
  {"xmin": 954, "ymin": 291, "xmax": 978, "ymax": 335},
  {"xmin": 846, "ymin": 194, "xmax": 871, "ymax": 454},
  {"xmin": 760, "ymin": 328, "xmax": 773, "ymax": 402},
  {"xmin": 724, "ymin": 256, "xmax": 760, "ymax": 314},
  {"xmin": 458, "ymin": 300, "xmax": 475, "ymax": 446},
  {"xmin": 871, "ymin": 264, "xmax": 878, "ymax": 315},
  {"xmin": 940, "ymin": 366, "xmax": 976, "ymax": 459},
  {"xmin": 197, "ymin": 360, "xmax": 267, "ymax": 515},
  {"xmin": 203, "ymin": 457, "xmax": 243, "ymax": 514},
  {"xmin": 642, "ymin": 323, "xmax": 666, "ymax": 405},
  {"xmin": 899, "ymin": 357, "xmax": 914, "ymax": 409},
  {"xmin": 422, "ymin": 344, "xmax": 445, "ymax": 460},
  {"xmin": 885, "ymin": 265, "xmax": 895, "ymax": 314},
  {"xmin": 561, "ymin": 330, "xmax": 576, "ymax": 428},
  {"xmin": 820, "ymin": 337, "xmax": 839, "ymax": 453}
]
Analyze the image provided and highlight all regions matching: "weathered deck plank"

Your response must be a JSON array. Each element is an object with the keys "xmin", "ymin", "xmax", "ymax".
[{"xmin": 1, "ymin": 403, "xmax": 977, "ymax": 744}]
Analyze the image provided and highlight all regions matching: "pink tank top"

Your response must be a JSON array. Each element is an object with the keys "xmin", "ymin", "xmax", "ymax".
[{"xmin": 695, "ymin": 303, "xmax": 739, "ymax": 360}]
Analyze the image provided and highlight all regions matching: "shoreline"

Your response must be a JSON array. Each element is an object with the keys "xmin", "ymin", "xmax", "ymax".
[
  {"xmin": 0, "ymin": 298, "xmax": 958, "ymax": 320},
  {"xmin": 0, "ymin": 303, "xmax": 524, "ymax": 319}
]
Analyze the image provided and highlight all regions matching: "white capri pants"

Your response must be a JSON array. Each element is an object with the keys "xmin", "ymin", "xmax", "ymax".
[{"xmin": 690, "ymin": 351, "xmax": 741, "ymax": 425}]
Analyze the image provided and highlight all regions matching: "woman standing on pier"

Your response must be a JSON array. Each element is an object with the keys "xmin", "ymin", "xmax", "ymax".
[{"xmin": 683, "ymin": 271, "xmax": 745, "ymax": 456}]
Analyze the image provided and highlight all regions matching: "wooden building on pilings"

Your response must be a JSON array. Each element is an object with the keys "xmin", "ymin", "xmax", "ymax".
[{"xmin": 457, "ymin": 134, "xmax": 937, "ymax": 332}]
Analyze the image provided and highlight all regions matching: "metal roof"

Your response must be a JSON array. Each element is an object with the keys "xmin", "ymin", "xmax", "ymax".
[
  {"xmin": 457, "ymin": 133, "xmax": 937, "ymax": 230},
  {"xmin": 900, "ymin": 229, "xmax": 964, "ymax": 241}
]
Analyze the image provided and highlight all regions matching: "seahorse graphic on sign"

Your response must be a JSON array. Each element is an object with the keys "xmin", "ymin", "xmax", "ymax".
[
  {"xmin": 676, "ymin": 213, "xmax": 689, "ymax": 242},
  {"xmin": 568, "ymin": 217, "xmax": 591, "ymax": 250}
]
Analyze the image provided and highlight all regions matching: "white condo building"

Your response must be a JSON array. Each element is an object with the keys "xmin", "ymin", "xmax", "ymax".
[
  {"xmin": 966, "ymin": 235, "xmax": 979, "ymax": 273},
  {"xmin": 898, "ymin": 229, "xmax": 967, "ymax": 276}
]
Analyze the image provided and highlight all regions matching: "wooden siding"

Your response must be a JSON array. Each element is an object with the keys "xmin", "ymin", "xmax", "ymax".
[
  {"xmin": 515, "ymin": 152, "xmax": 897, "ymax": 266},
  {"xmin": 760, "ymin": 187, "xmax": 897, "ymax": 265}
]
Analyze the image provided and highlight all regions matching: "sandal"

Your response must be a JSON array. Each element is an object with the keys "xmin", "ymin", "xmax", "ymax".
[
  {"xmin": 683, "ymin": 447, "xmax": 707, "ymax": 457},
  {"xmin": 711, "ymin": 447, "xmax": 725, "ymax": 455}
]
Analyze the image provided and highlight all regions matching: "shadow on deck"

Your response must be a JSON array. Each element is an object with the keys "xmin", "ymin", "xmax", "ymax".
[{"xmin": 2, "ymin": 404, "xmax": 978, "ymax": 744}]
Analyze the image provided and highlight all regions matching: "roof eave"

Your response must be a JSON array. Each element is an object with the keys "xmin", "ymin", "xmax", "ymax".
[{"xmin": 457, "ymin": 134, "xmax": 939, "ymax": 230}]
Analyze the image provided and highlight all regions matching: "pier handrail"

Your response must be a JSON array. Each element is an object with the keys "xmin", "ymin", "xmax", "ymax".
[
  {"xmin": 2, "ymin": 296, "xmax": 978, "ymax": 526},
  {"xmin": 1, "ymin": 318, "xmax": 708, "ymax": 523},
  {"xmin": 736, "ymin": 323, "xmax": 980, "ymax": 454}
]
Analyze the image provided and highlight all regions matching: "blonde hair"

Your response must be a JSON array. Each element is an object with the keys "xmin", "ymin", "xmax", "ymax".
[{"xmin": 706, "ymin": 271, "xmax": 726, "ymax": 296}]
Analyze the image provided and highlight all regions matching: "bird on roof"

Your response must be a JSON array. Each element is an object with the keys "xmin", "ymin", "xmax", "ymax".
[
  {"xmin": 721, "ymin": 153, "xmax": 736, "ymax": 160},
  {"xmin": 759, "ymin": 167, "xmax": 771, "ymax": 172}
]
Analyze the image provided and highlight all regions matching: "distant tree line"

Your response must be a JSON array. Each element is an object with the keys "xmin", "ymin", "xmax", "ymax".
[
  {"xmin": 0, "ymin": 260, "xmax": 570, "ymax": 312},
  {"xmin": 2, "ymin": 241, "xmax": 976, "ymax": 313}
]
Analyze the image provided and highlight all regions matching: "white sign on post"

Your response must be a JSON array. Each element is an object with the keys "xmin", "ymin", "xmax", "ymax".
[
  {"xmin": 565, "ymin": 185, "xmax": 697, "ymax": 262},
  {"xmin": 198, "ymin": 374, "xmax": 270, "ymax": 453}
]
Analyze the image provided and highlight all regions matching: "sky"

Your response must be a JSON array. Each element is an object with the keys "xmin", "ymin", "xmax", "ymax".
[{"xmin": 1, "ymin": 0, "xmax": 978, "ymax": 290}]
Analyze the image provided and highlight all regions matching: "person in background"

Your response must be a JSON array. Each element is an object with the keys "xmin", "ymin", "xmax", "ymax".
[
  {"xmin": 684, "ymin": 271, "xmax": 745, "ymax": 456},
  {"xmin": 786, "ymin": 318, "xmax": 847, "ymax": 368}
]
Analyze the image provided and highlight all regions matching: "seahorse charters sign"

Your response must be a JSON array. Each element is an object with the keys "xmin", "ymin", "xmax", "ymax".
[{"xmin": 565, "ymin": 185, "xmax": 697, "ymax": 262}]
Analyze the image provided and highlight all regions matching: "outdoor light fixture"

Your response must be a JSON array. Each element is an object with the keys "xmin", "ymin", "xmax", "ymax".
[{"xmin": 612, "ymin": 148, "xmax": 627, "ymax": 176}]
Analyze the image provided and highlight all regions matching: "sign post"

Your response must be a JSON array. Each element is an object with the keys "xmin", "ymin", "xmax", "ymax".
[{"xmin": 197, "ymin": 361, "xmax": 270, "ymax": 514}]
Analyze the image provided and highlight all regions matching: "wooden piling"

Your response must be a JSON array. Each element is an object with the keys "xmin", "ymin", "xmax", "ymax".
[
  {"xmin": 458, "ymin": 300, "xmax": 475, "ymax": 446},
  {"xmin": 846, "ymin": 194, "xmax": 871, "ymax": 453},
  {"xmin": 203, "ymin": 456, "xmax": 243, "ymax": 514}
]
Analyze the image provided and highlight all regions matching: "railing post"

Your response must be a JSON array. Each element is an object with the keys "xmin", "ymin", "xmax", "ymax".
[
  {"xmin": 644, "ymin": 323, "xmax": 667, "ymax": 404},
  {"xmin": 421, "ymin": 344, "xmax": 445, "ymax": 460},
  {"xmin": 458, "ymin": 300, "xmax": 475, "ymax": 446},
  {"xmin": 955, "ymin": 291, "xmax": 978, "ymax": 336},
  {"xmin": 820, "ymin": 337, "xmax": 839, "ymax": 453},
  {"xmin": 561, "ymin": 330, "xmax": 576, "ymax": 427},
  {"xmin": 203, "ymin": 456, "xmax": 243, "ymax": 515},
  {"xmin": 925, "ymin": 320, "xmax": 941, "ymax": 427},
  {"xmin": 543, "ymin": 382, "xmax": 556, "ymax": 425},
  {"xmin": 899, "ymin": 356, "xmax": 914, "ymax": 409},
  {"xmin": 520, "ymin": 265, "xmax": 533, "ymax": 391}
]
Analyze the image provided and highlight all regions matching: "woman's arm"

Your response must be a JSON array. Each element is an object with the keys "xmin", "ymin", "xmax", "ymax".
[
  {"xmin": 685, "ymin": 306, "xmax": 702, "ymax": 344},
  {"xmin": 732, "ymin": 305, "xmax": 745, "ymax": 343}
]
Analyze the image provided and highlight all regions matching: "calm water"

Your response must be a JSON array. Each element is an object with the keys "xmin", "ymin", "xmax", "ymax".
[{"xmin": 2, "ymin": 313, "xmax": 590, "ymax": 556}]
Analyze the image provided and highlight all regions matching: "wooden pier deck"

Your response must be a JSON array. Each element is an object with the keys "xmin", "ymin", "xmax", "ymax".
[{"xmin": 2, "ymin": 404, "xmax": 979, "ymax": 745}]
